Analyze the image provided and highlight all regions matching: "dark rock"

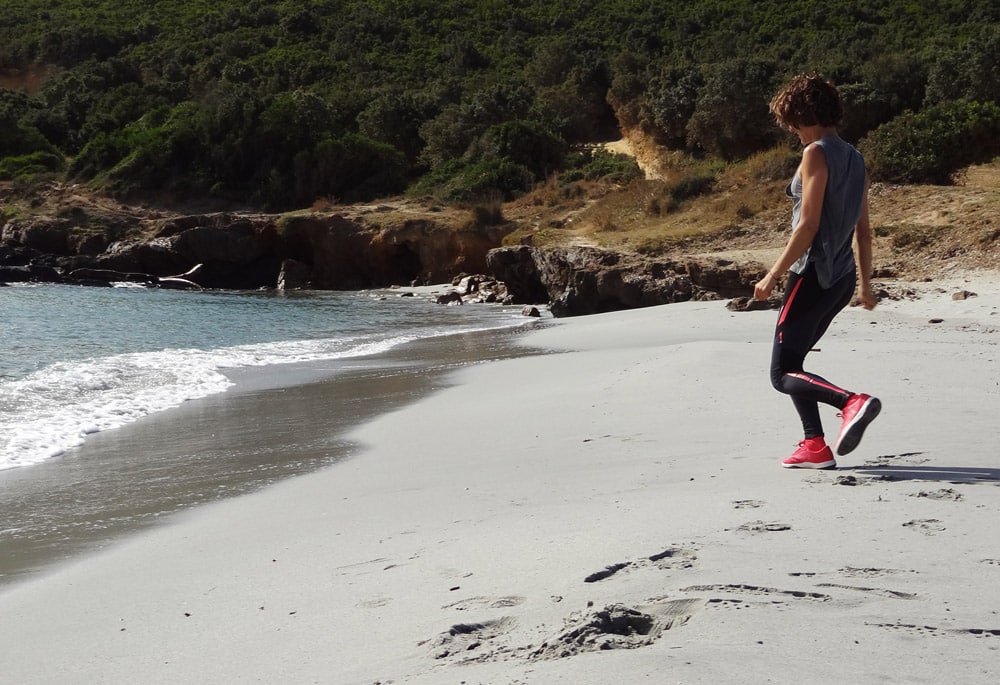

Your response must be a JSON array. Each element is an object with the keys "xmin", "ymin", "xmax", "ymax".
[
  {"xmin": 487, "ymin": 246, "xmax": 759, "ymax": 317},
  {"xmin": 521, "ymin": 305, "xmax": 541, "ymax": 317},
  {"xmin": 435, "ymin": 290, "xmax": 464, "ymax": 305},
  {"xmin": 277, "ymin": 259, "xmax": 313, "ymax": 290},
  {"xmin": 0, "ymin": 264, "xmax": 64, "ymax": 284},
  {"xmin": 434, "ymin": 290, "xmax": 465, "ymax": 304},
  {"xmin": 1, "ymin": 220, "xmax": 74, "ymax": 255},
  {"xmin": 727, "ymin": 296, "xmax": 781, "ymax": 312},
  {"xmin": 952, "ymin": 290, "xmax": 977, "ymax": 300},
  {"xmin": 174, "ymin": 222, "xmax": 266, "ymax": 264},
  {"xmin": 67, "ymin": 268, "xmax": 157, "ymax": 285},
  {"xmin": 485, "ymin": 246, "xmax": 550, "ymax": 305},
  {"xmin": 0, "ymin": 265, "xmax": 34, "ymax": 283}
]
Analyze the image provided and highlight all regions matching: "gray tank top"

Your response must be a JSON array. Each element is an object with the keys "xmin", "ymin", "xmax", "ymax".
[{"xmin": 787, "ymin": 136, "xmax": 867, "ymax": 287}]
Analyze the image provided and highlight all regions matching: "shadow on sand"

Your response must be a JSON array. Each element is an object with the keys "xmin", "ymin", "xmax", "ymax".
[{"xmin": 846, "ymin": 465, "xmax": 1000, "ymax": 483}]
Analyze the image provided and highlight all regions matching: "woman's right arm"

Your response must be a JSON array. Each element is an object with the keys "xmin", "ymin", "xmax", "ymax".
[{"xmin": 753, "ymin": 144, "xmax": 827, "ymax": 300}]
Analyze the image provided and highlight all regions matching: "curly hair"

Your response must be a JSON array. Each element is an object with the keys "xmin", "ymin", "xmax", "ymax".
[{"xmin": 769, "ymin": 72, "xmax": 843, "ymax": 129}]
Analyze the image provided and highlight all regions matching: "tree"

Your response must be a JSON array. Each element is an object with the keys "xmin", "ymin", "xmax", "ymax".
[
  {"xmin": 860, "ymin": 100, "xmax": 1000, "ymax": 184},
  {"xmin": 645, "ymin": 63, "xmax": 703, "ymax": 149},
  {"xmin": 686, "ymin": 59, "xmax": 779, "ymax": 159},
  {"xmin": 357, "ymin": 91, "xmax": 436, "ymax": 166},
  {"xmin": 418, "ymin": 82, "xmax": 531, "ymax": 169},
  {"xmin": 925, "ymin": 24, "xmax": 1000, "ymax": 106}
]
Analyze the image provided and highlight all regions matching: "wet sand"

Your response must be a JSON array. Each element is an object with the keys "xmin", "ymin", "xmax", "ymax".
[{"xmin": 0, "ymin": 325, "xmax": 541, "ymax": 587}]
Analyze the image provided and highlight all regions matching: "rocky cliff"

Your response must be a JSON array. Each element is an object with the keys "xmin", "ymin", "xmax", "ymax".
[
  {"xmin": 1, "ymin": 192, "xmax": 766, "ymax": 315},
  {"xmin": 0, "ymin": 202, "xmax": 515, "ymax": 291}
]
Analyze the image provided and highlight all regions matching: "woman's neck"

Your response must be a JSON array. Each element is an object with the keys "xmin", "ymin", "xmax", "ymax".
[{"xmin": 797, "ymin": 125, "xmax": 838, "ymax": 146}]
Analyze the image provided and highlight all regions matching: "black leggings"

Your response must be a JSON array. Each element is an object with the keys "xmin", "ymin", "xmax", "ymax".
[{"xmin": 770, "ymin": 265, "xmax": 855, "ymax": 438}]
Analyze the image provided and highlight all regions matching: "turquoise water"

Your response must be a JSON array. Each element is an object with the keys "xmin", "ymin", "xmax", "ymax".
[{"xmin": 0, "ymin": 283, "xmax": 529, "ymax": 470}]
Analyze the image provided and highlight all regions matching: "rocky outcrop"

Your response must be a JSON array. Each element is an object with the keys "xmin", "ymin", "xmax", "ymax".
[
  {"xmin": 486, "ymin": 246, "xmax": 764, "ymax": 317},
  {"xmin": 276, "ymin": 214, "xmax": 510, "ymax": 289},
  {"xmin": 82, "ymin": 214, "xmax": 282, "ymax": 289},
  {"xmin": 1, "ymin": 208, "xmax": 516, "ymax": 291},
  {"xmin": 0, "ymin": 263, "xmax": 63, "ymax": 284},
  {"xmin": 1, "ymin": 201, "xmax": 767, "ymax": 317}
]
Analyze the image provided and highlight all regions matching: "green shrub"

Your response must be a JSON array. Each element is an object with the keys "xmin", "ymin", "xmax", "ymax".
[
  {"xmin": 408, "ymin": 158, "xmax": 536, "ymax": 204},
  {"xmin": 292, "ymin": 133, "xmax": 408, "ymax": 206},
  {"xmin": 860, "ymin": 100, "xmax": 1000, "ymax": 184},
  {"xmin": 670, "ymin": 172, "xmax": 716, "ymax": 203},
  {"xmin": 562, "ymin": 148, "xmax": 642, "ymax": 184},
  {"xmin": 468, "ymin": 120, "xmax": 567, "ymax": 180},
  {"xmin": 0, "ymin": 151, "xmax": 64, "ymax": 179}
]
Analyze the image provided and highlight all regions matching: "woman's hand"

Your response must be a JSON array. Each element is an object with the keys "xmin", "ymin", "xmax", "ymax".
[
  {"xmin": 857, "ymin": 283, "xmax": 877, "ymax": 310},
  {"xmin": 754, "ymin": 272, "xmax": 778, "ymax": 301}
]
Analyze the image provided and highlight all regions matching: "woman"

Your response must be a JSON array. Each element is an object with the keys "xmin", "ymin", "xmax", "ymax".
[{"xmin": 754, "ymin": 72, "xmax": 880, "ymax": 469}]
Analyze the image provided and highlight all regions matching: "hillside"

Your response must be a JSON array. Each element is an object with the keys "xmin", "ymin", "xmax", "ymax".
[{"xmin": 2, "ymin": 1, "xmax": 998, "ymax": 211}]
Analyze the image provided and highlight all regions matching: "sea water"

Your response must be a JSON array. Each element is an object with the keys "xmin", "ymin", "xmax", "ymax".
[{"xmin": 0, "ymin": 283, "xmax": 530, "ymax": 471}]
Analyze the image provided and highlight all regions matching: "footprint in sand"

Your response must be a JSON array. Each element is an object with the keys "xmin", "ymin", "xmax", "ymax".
[
  {"xmin": 527, "ymin": 598, "xmax": 704, "ymax": 661},
  {"xmin": 648, "ymin": 547, "xmax": 698, "ymax": 571},
  {"xmin": 902, "ymin": 518, "xmax": 946, "ymax": 535},
  {"xmin": 583, "ymin": 546, "xmax": 698, "ymax": 583},
  {"xmin": 686, "ymin": 585, "xmax": 827, "ymax": 613},
  {"xmin": 911, "ymin": 488, "xmax": 963, "ymax": 501},
  {"xmin": 870, "ymin": 622, "xmax": 1000, "ymax": 639},
  {"xmin": 442, "ymin": 595, "xmax": 526, "ymax": 611},
  {"xmin": 429, "ymin": 598, "xmax": 704, "ymax": 664},
  {"xmin": 732, "ymin": 499, "xmax": 765, "ymax": 509},
  {"xmin": 864, "ymin": 452, "xmax": 929, "ymax": 466},
  {"xmin": 681, "ymin": 583, "xmax": 830, "ymax": 602},
  {"xmin": 426, "ymin": 616, "xmax": 519, "ymax": 662},
  {"xmin": 838, "ymin": 566, "xmax": 911, "ymax": 578},
  {"xmin": 356, "ymin": 596, "xmax": 393, "ymax": 609},
  {"xmin": 732, "ymin": 520, "xmax": 792, "ymax": 533},
  {"xmin": 816, "ymin": 583, "xmax": 919, "ymax": 600}
]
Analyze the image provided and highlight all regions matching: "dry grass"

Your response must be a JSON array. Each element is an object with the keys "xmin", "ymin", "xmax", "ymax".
[
  {"xmin": 502, "ymin": 152, "xmax": 1000, "ymax": 280},
  {"xmin": 505, "ymin": 155, "xmax": 791, "ymax": 251},
  {"xmin": 310, "ymin": 196, "xmax": 338, "ymax": 212}
]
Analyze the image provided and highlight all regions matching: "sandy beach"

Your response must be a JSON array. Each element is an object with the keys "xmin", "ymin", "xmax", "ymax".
[{"xmin": 1, "ymin": 273, "xmax": 999, "ymax": 684}]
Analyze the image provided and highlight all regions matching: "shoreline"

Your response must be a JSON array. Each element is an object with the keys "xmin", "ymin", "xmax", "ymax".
[
  {"xmin": 1, "ymin": 276, "xmax": 998, "ymax": 683},
  {"xmin": 0, "ymin": 321, "xmax": 544, "ymax": 589}
]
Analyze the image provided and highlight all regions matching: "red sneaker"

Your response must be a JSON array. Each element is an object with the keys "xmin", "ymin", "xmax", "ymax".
[
  {"xmin": 782, "ymin": 437, "xmax": 836, "ymax": 469},
  {"xmin": 834, "ymin": 394, "xmax": 881, "ymax": 456}
]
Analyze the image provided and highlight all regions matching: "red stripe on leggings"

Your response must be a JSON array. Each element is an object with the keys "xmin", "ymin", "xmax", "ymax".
[
  {"xmin": 786, "ymin": 372, "xmax": 847, "ymax": 395},
  {"xmin": 776, "ymin": 277, "xmax": 803, "ymax": 328},
  {"xmin": 776, "ymin": 277, "xmax": 803, "ymax": 344}
]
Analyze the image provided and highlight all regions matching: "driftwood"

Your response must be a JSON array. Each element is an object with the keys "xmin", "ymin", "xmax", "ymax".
[
  {"xmin": 157, "ymin": 264, "xmax": 204, "ymax": 290},
  {"xmin": 66, "ymin": 264, "xmax": 204, "ymax": 290}
]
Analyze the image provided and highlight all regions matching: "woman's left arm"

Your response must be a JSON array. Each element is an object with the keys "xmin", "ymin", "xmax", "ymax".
[{"xmin": 854, "ymin": 175, "xmax": 876, "ymax": 309}]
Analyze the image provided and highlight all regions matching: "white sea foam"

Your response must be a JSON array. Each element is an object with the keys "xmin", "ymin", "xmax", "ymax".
[
  {"xmin": 0, "ymin": 334, "xmax": 418, "ymax": 470},
  {"xmin": 1, "ymin": 281, "xmax": 533, "ymax": 472}
]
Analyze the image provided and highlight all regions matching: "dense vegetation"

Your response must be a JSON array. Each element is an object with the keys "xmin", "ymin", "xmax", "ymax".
[{"xmin": 1, "ymin": 1, "xmax": 998, "ymax": 210}]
